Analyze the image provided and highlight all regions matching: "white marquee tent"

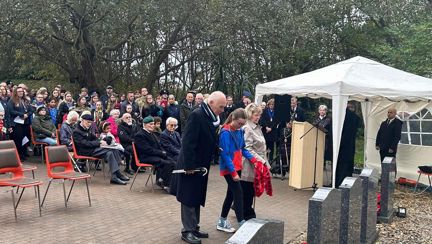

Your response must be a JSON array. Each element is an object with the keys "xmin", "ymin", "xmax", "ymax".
[{"xmin": 255, "ymin": 56, "xmax": 432, "ymax": 187}]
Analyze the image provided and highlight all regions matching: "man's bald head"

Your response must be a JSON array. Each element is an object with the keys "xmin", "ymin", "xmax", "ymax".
[
  {"xmin": 387, "ymin": 108, "xmax": 397, "ymax": 119},
  {"xmin": 208, "ymin": 91, "xmax": 227, "ymax": 116}
]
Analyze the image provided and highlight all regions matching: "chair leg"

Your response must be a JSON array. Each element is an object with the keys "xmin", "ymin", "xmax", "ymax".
[
  {"xmin": 36, "ymin": 185, "xmax": 42, "ymax": 217},
  {"xmin": 15, "ymin": 187, "xmax": 26, "ymax": 208},
  {"xmin": 62, "ymin": 179, "xmax": 67, "ymax": 208},
  {"xmin": 129, "ymin": 166, "xmax": 141, "ymax": 191},
  {"xmin": 149, "ymin": 170, "xmax": 154, "ymax": 193},
  {"xmin": 414, "ymin": 173, "xmax": 421, "ymax": 192},
  {"xmin": 41, "ymin": 145, "xmax": 45, "ymax": 164},
  {"xmin": 66, "ymin": 180, "xmax": 76, "ymax": 203},
  {"xmin": 41, "ymin": 179, "xmax": 53, "ymax": 207},
  {"xmin": 31, "ymin": 170, "xmax": 37, "ymax": 198},
  {"xmin": 85, "ymin": 178, "xmax": 91, "ymax": 207},
  {"xmin": 11, "ymin": 187, "xmax": 17, "ymax": 221}
]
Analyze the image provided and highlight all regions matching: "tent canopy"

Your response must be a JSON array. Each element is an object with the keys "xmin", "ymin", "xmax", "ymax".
[
  {"xmin": 256, "ymin": 56, "xmax": 432, "ymax": 102},
  {"xmin": 255, "ymin": 56, "xmax": 432, "ymax": 187}
]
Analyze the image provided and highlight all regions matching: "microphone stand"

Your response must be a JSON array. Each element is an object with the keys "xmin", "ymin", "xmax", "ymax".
[{"xmin": 294, "ymin": 122, "xmax": 327, "ymax": 192}]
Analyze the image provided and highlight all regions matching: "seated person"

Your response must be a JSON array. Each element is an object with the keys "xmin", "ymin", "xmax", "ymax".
[
  {"xmin": 72, "ymin": 114, "xmax": 130, "ymax": 185},
  {"xmin": 160, "ymin": 117, "xmax": 181, "ymax": 162},
  {"xmin": 106, "ymin": 109, "xmax": 121, "ymax": 143},
  {"xmin": 118, "ymin": 113, "xmax": 139, "ymax": 175},
  {"xmin": 32, "ymin": 105, "xmax": 57, "ymax": 145},
  {"xmin": 134, "ymin": 116, "xmax": 176, "ymax": 189},
  {"xmin": 60, "ymin": 111, "xmax": 79, "ymax": 151},
  {"xmin": 99, "ymin": 122, "xmax": 124, "ymax": 152},
  {"xmin": 80, "ymin": 111, "xmax": 99, "ymax": 136}
]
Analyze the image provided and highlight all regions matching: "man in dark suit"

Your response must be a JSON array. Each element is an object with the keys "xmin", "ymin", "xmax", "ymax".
[
  {"xmin": 376, "ymin": 108, "xmax": 403, "ymax": 163},
  {"xmin": 174, "ymin": 91, "xmax": 226, "ymax": 244},
  {"xmin": 289, "ymin": 97, "xmax": 306, "ymax": 122},
  {"xmin": 134, "ymin": 116, "xmax": 176, "ymax": 189}
]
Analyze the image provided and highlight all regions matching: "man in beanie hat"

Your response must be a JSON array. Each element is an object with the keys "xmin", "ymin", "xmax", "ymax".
[
  {"xmin": 134, "ymin": 116, "xmax": 176, "ymax": 190},
  {"xmin": 73, "ymin": 113, "xmax": 130, "ymax": 185}
]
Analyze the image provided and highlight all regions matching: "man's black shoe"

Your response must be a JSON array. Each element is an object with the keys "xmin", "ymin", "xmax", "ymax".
[
  {"xmin": 181, "ymin": 232, "xmax": 201, "ymax": 244},
  {"xmin": 110, "ymin": 177, "xmax": 127, "ymax": 185},
  {"xmin": 79, "ymin": 165, "xmax": 88, "ymax": 173},
  {"xmin": 193, "ymin": 230, "xmax": 209, "ymax": 238},
  {"xmin": 116, "ymin": 171, "xmax": 130, "ymax": 181},
  {"xmin": 124, "ymin": 169, "xmax": 135, "ymax": 175}
]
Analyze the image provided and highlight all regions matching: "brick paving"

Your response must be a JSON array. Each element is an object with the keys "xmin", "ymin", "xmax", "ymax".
[{"xmin": 0, "ymin": 156, "xmax": 313, "ymax": 244}]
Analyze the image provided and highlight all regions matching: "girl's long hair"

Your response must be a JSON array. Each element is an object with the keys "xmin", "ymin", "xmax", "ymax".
[{"xmin": 224, "ymin": 108, "xmax": 247, "ymax": 125}]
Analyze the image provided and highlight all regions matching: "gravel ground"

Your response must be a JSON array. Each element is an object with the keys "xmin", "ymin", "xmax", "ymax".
[{"xmin": 288, "ymin": 185, "xmax": 432, "ymax": 244}]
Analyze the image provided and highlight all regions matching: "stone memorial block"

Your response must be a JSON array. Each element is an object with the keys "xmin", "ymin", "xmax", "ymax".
[
  {"xmin": 307, "ymin": 188, "xmax": 341, "ymax": 244},
  {"xmin": 339, "ymin": 177, "xmax": 363, "ymax": 244},
  {"xmin": 225, "ymin": 218, "xmax": 284, "ymax": 244},
  {"xmin": 378, "ymin": 157, "xmax": 396, "ymax": 223},
  {"xmin": 359, "ymin": 168, "xmax": 379, "ymax": 244}
]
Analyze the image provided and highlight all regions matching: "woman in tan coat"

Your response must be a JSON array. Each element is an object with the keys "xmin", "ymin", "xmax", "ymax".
[{"xmin": 242, "ymin": 103, "xmax": 271, "ymax": 220}]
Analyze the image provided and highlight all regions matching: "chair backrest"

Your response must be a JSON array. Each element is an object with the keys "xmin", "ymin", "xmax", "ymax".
[
  {"xmin": 0, "ymin": 140, "xmax": 16, "ymax": 150},
  {"xmin": 56, "ymin": 129, "xmax": 60, "ymax": 145},
  {"xmin": 29, "ymin": 126, "xmax": 37, "ymax": 144},
  {"xmin": 45, "ymin": 145, "xmax": 73, "ymax": 175},
  {"xmin": 0, "ymin": 148, "xmax": 23, "ymax": 175},
  {"xmin": 132, "ymin": 142, "xmax": 140, "ymax": 165}
]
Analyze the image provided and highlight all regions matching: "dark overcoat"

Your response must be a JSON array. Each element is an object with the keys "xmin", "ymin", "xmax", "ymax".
[
  {"xmin": 376, "ymin": 117, "xmax": 403, "ymax": 161},
  {"xmin": 134, "ymin": 128, "xmax": 166, "ymax": 164},
  {"xmin": 174, "ymin": 106, "xmax": 218, "ymax": 207}
]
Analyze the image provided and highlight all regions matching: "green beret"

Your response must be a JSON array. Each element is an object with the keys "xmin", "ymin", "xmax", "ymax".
[{"xmin": 143, "ymin": 116, "xmax": 154, "ymax": 124}]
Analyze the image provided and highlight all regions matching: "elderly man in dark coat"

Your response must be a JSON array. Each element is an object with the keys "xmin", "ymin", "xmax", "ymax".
[
  {"xmin": 174, "ymin": 91, "xmax": 226, "ymax": 244},
  {"xmin": 376, "ymin": 108, "xmax": 403, "ymax": 163},
  {"xmin": 134, "ymin": 116, "xmax": 176, "ymax": 188},
  {"xmin": 160, "ymin": 117, "xmax": 181, "ymax": 162}
]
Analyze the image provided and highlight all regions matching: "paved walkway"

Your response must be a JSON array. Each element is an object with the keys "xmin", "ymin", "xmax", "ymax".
[{"xmin": 0, "ymin": 156, "xmax": 313, "ymax": 243}]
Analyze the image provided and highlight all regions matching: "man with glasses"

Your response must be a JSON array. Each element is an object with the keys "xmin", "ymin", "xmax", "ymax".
[
  {"xmin": 160, "ymin": 117, "xmax": 182, "ymax": 162},
  {"xmin": 118, "ymin": 113, "xmax": 139, "ymax": 174}
]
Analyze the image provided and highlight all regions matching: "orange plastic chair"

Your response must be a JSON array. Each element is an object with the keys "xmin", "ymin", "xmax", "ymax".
[
  {"xmin": 129, "ymin": 142, "xmax": 155, "ymax": 192},
  {"xmin": 30, "ymin": 126, "xmax": 48, "ymax": 163},
  {"xmin": 0, "ymin": 148, "xmax": 43, "ymax": 220},
  {"xmin": 41, "ymin": 145, "xmax": 91, "ymax": 208},
  {"xmin": 0, "ymin": 140, "xmax": 38, "ymax": 196},
  {"xmin": 71, "ymin": 138, "xmax": 105, "ymax": 178}
]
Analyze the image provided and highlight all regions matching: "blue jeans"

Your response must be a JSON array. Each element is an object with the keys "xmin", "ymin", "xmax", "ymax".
[{"xmin": 36, "ymin": 137, "xmax": 57, "ymax": 146}]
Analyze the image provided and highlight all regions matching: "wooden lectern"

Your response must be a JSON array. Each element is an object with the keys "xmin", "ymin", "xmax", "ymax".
[{"xmin": 289, "ymin": 121, "xmax": 325, "ymax": 189}]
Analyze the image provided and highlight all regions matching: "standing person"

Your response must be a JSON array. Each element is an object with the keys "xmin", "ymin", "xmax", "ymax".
[
  {"xmin": 289, "ymin": 97, "xmax": 306, "ymax": 122},
  {"xmin": 335, "ymin": 102, "xmax": 361, "ymax": 187},
  {"xmin": 174, "ymin": 91, "xmax": 227, "ymax": 244},
  {"xmin": 179, "ymin": 92, "xmax": 195, "ymax": 134},
  {"xmin": 7, "ymin": 86, "xmax": 33, "ymax": 160},
  {"xmin": 313, "ymin": 105, "xmax": 332, "ymax": 162},
  {"xmin": 242, "ymin": 104, "xmax": 271, "ymax": 220},
  {"xmin": 220, "ymin": 95, "xmax": 236, "ymax": 122},
  {"xmin": 166, "ymin": 94, "xmax": 180, "ymax": 131},
  {"xmin": 100, "ymin": 85, "xmax": 114, "ymax": 107},
  {"xmin": 217, "ymin": 108, "xmax": 260, "ymax": 233},
  {"xmin": 260, "ymin": 99, "xmax": 278, "ymax": 163},
  {"xmin": 376, "ymin": 108, "xmax": 403, "ymax": 163}
]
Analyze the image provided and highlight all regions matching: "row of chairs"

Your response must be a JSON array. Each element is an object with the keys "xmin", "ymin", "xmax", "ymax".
[
  {"xmin": 0, "ymin": 140, "xmax": 91, "ymax": 220},
  {"xmin": 1, "ymin": 136, "xmax": 157, "ymax": 220}
]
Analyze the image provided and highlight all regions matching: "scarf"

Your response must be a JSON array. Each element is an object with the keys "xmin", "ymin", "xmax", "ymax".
[{"xmin": 201, "ymin": 101, "xmax": 220, "ymax": 127}]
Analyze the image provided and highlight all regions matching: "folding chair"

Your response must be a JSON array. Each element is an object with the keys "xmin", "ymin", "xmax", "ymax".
[
  {"xmin": 0, "ymin": 140, "xmax": 38, "ymax": 196},
  {"xmin": 414, "ymin": 167, "xmax": 432, "ymax": 194},
  {"xmin": 129, "ymin": 142, "xmax": 155, "ymax": 192},
  {"xmin": 41, "ymin": 145, "xmax": 91, "ymax": 208},
  {"xmin": 0, "ymin": 148, "xmax": 43, "ymax": 220},
  {"xmin": 30, "ymin": 126, "xmax": 48, "ymax": 163},
  {"xmin": 71, "ymin": 138, "xmax": 105, "ymax": 178}
]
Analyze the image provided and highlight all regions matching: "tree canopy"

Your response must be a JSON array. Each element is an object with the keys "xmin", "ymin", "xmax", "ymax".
[{"xmin": 1, "ymin": 0, "xmax": 431, "ymax": 97}]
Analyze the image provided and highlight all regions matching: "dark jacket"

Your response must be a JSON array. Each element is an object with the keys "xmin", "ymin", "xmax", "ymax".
[
  {"xmin": 7, "ymin": 98, "xmax": 33, "ymax": 126},
  {"xmin": 60, "ymin": 121, "xmax": 75, "ymax": 151},
  {"xmin": 120, "ymin": 100, "xmax": 139, "ymax": 116},
  {"xmin": 260, "ymin": 108, "xmax": 278, "ymax": 143},
  {"xmin": 160, "ymin": 129, "xmax": 181, "ymax": 162},
  {"xmin": 72, "ymin": 123, "xmax": 101, "ymax": 156},
  {"xmin": 32, "ymin": 114, "xmax": 56, "ymax": 138},
  {"xmin": 175, "ymin": 104, "xmax": 219, "ymax": 207},
  {"xmin": 134, "ymin": 127, "xmax": 167, "ymax": 164},
  {"xmin": 118, "ymin": 121, "xmax": 138, "ymax": 148},
  {"xmin": 57, "ymin": 101, "xmax": 76, "ymax": 126},
  {"xmin": 142, "ymin": 104, "xmax": 163, "ymax": 118},
  {"xmin": 290, "ymin": 106, "xmax": 306, "ymax": 122},
  {"xmin": 376, "ymin": 118, "xmax": 403, "ymax": 153},
  {"xmin": 179, "ymin": 100, "xmax": 194, "ymax": 133},
  {"xmin": 314, "ymin": 115, "xmax": 332, "ymax": 161}
]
